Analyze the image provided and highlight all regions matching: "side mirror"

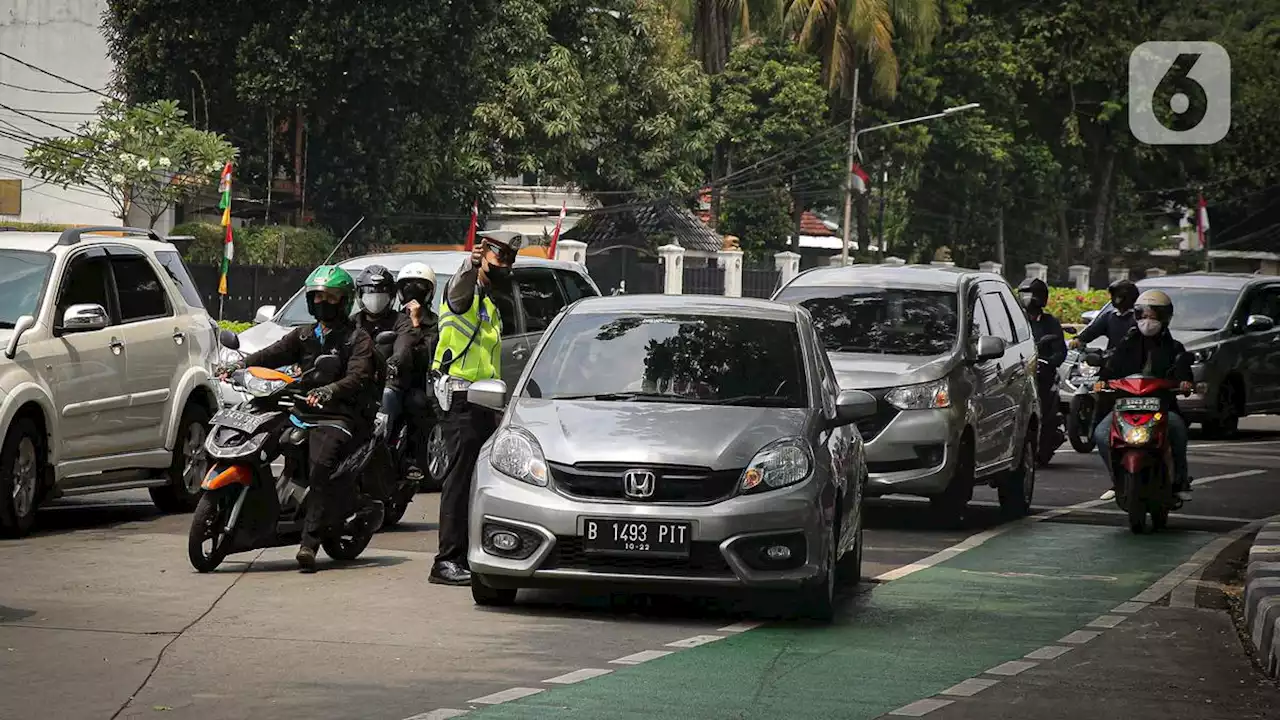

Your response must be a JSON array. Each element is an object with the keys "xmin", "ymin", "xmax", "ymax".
[
  {"xmin": 253, "ymin": 305, "xmax": 277, "ymax": 325},
  {"xmin": 375, "ymin": 330, "xmax": 398, "ymax": 346},
  {"xmin": 1083, "ymin": 350, "xmax": 1104, "ymax": 367},
  {"xmin": 61, "ymin": 303, "xmax": 109, "ymax": 333},
  {"xmin": 3, "ymin": 314, "xmax": 35, "ymax": 360},
  {"xmin": 1036, "ymin": 334, "xmax": 1058, "ymax": 353},
  {"xmin": 1245, "ymin": 314, "xmax": 1274, "ymax": 333},
  {"xmin": 467, "ymin": 378, "xmax": 508, "ymax": 413},
  {"xmin": 830, "ymin": 389, "xmax": 877, "ymax": 427},
  {"xmin": 312, "ymin": 353, "xmax": 341, "ymax": 383},
  {"xmin": 974, "ymin": 335, "xmax": 1006, "ymax": 361},
  {"xmin": 219, "ymin": 329, "xmax": 241, "ymax": 350}
]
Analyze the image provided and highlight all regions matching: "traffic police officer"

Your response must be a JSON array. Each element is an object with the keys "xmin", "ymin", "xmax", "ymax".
[{"xmin": 429, "ymin": 230, "xmax": 521, "ymax": 585}]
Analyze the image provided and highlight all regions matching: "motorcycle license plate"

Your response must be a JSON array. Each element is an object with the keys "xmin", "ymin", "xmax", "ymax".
[
  {"xmin": 211, "ymin": 408, "xmax": 275, "ymax": 434},
  {"xmin": 1115, "ymin": 396, "xmax": 1160, "ymax": 412}
]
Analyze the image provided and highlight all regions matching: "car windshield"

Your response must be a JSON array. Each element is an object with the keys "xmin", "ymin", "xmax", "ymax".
[
  {"xmin": 1140, "ymin": 287, "xmax": 1239, "ymax": 331},
  {"xmin": 774, "ymin": 285, "xmax": 958, "ymax": 356},
  {"xmin": 274, "ymin": 265, "xmax": 450, "ymax": 326},
  {"xmin": 0, "ymin": 250, "xmax": 54, "ymax": 328},
  {"xmin": 522, "ymin": 312, "xmax": 808, "ymax": 407}
]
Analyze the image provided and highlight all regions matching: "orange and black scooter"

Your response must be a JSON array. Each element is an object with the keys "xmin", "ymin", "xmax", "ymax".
[{"xmin": 187, "ymin": 332, "xmax": 383, "ymax": 572}]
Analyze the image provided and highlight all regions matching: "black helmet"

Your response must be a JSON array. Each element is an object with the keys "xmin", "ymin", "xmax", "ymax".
[
  {"xmin": 1108, "ymin": 278, "xmax": 1139, "ymax": 311},
  {"xmin": 356, "ymin": 264, "xmax": 395, "ymax": 315},
  {"xmin": 1017, "ymin": 277, "xmax": 1049, "ymax": 311}
]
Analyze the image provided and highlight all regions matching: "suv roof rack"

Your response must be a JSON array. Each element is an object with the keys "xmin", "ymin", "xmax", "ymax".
[{"xmin": 57, "ymin": 226, "xmax": 161, "ymax": 246}]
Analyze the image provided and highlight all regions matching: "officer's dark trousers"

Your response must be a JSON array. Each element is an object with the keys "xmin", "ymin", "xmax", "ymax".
[
  {"xmin": 301, "ymin": 425, "xmax": 355, "ymax": 550},
  {"xmin": 435, "ymin": 394, "xmax": 497, "ymax": 565}
]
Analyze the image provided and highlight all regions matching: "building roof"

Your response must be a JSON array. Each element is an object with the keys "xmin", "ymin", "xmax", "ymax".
[{"xmin": 563, "ymin": 201, "xmax": 723, "ymax": 253}]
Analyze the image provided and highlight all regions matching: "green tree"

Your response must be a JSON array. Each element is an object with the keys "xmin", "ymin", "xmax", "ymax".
[{"xmin": 22, "ymin": 99, "xmax": 236, "ymax": 228}]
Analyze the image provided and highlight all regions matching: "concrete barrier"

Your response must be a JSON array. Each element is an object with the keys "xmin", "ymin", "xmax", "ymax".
[{"xmin": 1245, "ymin": 522, "xmax": 1280, "ymax": 678}]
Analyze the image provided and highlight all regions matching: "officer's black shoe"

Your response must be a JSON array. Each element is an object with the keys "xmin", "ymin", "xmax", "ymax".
[
  {"xmin": 296, "ymin": 546, "xmax": 318, "ymax": 573},
  {"xmin": 429, "ymin": 561, "xmax": 471, "ymax": 586}
]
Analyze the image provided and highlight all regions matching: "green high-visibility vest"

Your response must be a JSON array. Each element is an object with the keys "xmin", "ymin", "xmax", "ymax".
[{"xmin": 433, "ymin": 291, "xmax": 502, "ymax": 381}]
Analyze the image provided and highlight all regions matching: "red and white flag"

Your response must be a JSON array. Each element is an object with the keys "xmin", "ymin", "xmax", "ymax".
[
  {"xmin": 548, "ymin": 200, "xmax": 566, "ymax": 258},
  {"xmin": 463, "ymin": 200, "xmax": 478, "ymax": 251},
  {"xmin": 1196, "ymin": 194, "xmax": 1210, "ymax": 250},
  {"xmin": 851, "ymin": 163, "xmax": 870, "ymax": 193}
]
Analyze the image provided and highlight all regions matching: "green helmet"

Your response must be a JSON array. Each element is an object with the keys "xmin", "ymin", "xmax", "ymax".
[{"xmin": 304, "ymin": 265, "xmax": 356, "ymax": 320}]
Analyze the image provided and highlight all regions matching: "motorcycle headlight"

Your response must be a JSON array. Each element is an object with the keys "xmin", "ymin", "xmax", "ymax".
[
  {"xmin": 739, "ymin": 437, "xmax": 813, "ymax": 493},
  {"xmin": 490, "ymin": 427, "xmax": 549, "ymax": 487},
  {"xmin": 885, "ymin": 379, "xmax": 950, "ymax": 410},
  {"xmin": 1078, "ymin": 364, "xmax": 1099, "ymax": 378},
  {"xmin": 240, "ymin": 373, "xmax": 288, "ymax": 397},
  {"xmin": 1123, "ymin": 426, "xmax": 1151, "ymax": 445}
]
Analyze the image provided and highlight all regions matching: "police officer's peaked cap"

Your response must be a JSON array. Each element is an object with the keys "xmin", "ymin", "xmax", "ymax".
[{"xmin": 477, "ymin": 230, "xmax": 524, "ymax": 251}]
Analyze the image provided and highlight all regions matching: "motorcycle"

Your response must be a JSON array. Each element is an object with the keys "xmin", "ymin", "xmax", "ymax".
[
  {"xmin": 1064, "ymin": 348, "xmax": 1105, "ymax": 452},
  {"xmin": 1097, "ymin": 371, "xmax": 1190, "ymax": 534},
  {"xmin": 371, "ymin": 331, "xmax": 425, "ymax": 526},
  {"xmin": 187, "ymin": 331, "xmax": 386, "ymax": 573},
  {"xmin": 1035, "ymin": 335, "xmax": 1065, "ymax": 466}
]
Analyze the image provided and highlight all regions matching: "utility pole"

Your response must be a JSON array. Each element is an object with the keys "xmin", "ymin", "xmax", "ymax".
[{"xmin": 840, "ymin": 67, "xmax": 860, "ymax": 267}]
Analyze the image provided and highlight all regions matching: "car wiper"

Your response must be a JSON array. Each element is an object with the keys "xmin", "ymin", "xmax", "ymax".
[
  {"xmin": 703, "ymin": 395, "xmax": 795, "ymax": 406},
  {"xmin": 548, "ymin": 392, "xmax": 688, "ymax": 402}
]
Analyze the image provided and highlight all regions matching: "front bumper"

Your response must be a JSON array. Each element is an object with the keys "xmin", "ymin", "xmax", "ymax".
[
  {"xmin": 862, "ymin": 406, "xmax": 962, "ymax": 497},
  {"xmin": 468, "ymin": 453, "xmax": 829, "ymax": 591}
]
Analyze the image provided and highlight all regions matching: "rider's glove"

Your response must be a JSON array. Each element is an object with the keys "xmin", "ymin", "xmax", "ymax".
[
  {"xmin": 214, "ymin": 360, "xmax": 243, "ymax": 379},
  {"xmin": 307, "ymin": 385, "xmax": 334, "ymax": 406}
]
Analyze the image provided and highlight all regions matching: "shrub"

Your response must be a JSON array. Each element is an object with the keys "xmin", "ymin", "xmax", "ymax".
[
  {"xmin": 175, "ymin": 222, "xmax": 336, "ymax": 268},
  {"xmin": 217, "ymin": 320, "xmax": 252, "ymax": 333},
  {"xmin": 0, "ymin": 221, "xmax": 71, "ymax": 232},
  {"xmin": 1047, "ymin": 287, "xmax": 1109, "ymax": 324}
]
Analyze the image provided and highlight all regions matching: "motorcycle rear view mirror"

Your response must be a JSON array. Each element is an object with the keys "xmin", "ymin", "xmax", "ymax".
[
  {"xmin": 1083, "ymin": 350, "xmax": 1104, "ymax": 366},
  {"xmin": 219, "ymin": 329, "xmax": 241, "ymax": 350},
  {"xmin": 375, "ymin": 330, "xmax": 398, "ymax": 346},
  {"xmin": 1036, "ymin": 335, "xmax": 1058, "ymax": 352},
  {"xmin": 310, "ymin": 354, "xmax": 342, "ymax": 383}
]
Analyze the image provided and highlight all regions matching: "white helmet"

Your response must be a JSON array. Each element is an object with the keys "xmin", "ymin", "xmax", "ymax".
[{"xmin": 396, "ymin": 262, "xmax": 436, "ymax": 304}]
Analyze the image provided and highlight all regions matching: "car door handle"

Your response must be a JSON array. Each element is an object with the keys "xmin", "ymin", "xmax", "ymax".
[
  {"xmin": 172, "ymin": 331, "xmax": 186, "ymax": 344},
  {"xmin": 512, "ymin": 347, "xmax": 528, "ymax": 360},
  {"xmin": 109, "ymin": 339, "xmax": 124, "ymax": 354}
]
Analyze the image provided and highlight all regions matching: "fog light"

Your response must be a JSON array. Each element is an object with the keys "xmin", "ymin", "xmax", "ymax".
[
  {"xmin": 765, "ymin": 545, "xmax": 792, "ymax": 561},
  {"xmin": 491, "ymin": 531, "xmax": 520, "ymax": 552}
]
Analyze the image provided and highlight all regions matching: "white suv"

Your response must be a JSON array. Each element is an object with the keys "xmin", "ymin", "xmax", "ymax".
[{"xmin": 0, "ymin": 226, "xmax": 219, "ymax": 537}]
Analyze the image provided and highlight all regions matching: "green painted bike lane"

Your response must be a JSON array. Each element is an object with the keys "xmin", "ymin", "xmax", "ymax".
[{"xmin": 470, "ymin": 522, "xmax": 1213, "ymax": 719}]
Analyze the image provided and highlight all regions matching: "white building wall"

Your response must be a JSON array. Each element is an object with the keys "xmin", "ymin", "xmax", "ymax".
[{"xmin": 0, "ymin": 0, "xmax": 119, "ymax": 226}]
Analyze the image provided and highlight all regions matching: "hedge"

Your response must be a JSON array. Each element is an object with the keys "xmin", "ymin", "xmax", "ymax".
[
  {"xmin": 174, "ymin": 222, "xmax": 337, "ymax": 268},
  {"xmin": 217, "ymin": 320, "xmax": 252, "ymax": 333},
  {"xmin": 1047, "ymin": 287, "xmax": 1109, "ymax": 325}
]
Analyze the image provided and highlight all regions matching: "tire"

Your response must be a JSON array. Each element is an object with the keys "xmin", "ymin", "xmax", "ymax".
[
  {"xmin": 151, "ymin": 404, "xmax": 210, "ymax": 513},
  {"xmin": 836, "ymin": 507, "xmax": 864, "ymax": 588},
  {"xmin": 322, "ymin": 530, "xmax": 374, "ymax": 561},
  {"xmin": 795, "ymin": 524, "xmax": 837, "ymax": 622},
  {"xmin": 421, "ymin": 424, "xmax": 449, "ymax": 493},
  {"xmin": 381, "ymin": 493, "xmax": 410, "ymax": 528},
  {"xmin": 1202, "ymin": 381, "xmax": 1240, "ymax": 439},
  {"xmin": 188, "ymin": 489, "xmax": 235, "ymax": 572},
  {"xmin": 1151, "ymin": 506, "xmax": 1169, "ymax": 532},
  {"xmin": 930, "ymin": 437, "xmax": 974, "ymax": 527},
  {"xmin": 472, "ymin": 573, "xmax": 518, "ymax": 607},
  {"xmin": 0, "ymin": 418, "xmax": 44, "ymax": 539},
  {"xmin": 998, "ymin": 433, "xmax": 1036, "ymax": 519},
  {"xmin": 1124, "ymin": 472, "xmax": 1146, "ymax": 534},
  {"xmin": 1067, "ymin": 395, "xmax": 1096, "ymax": 453}
]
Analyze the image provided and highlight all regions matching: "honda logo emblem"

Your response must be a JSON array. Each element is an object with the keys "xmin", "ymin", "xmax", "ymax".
[{"xmin": 622, "ymin": 469, "xmax": 656, "ymax": 499}]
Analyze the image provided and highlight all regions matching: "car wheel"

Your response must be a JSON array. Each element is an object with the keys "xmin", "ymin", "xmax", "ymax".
[
  {"xmin": 1202, "ymin": 381, "xmax": 1240, "ymax": 439},
  {"xmin": 0, "ymin": 418, "xmax": 44, "ymax": 538},
  {"xmin": 930, "ymin": 437, "xmax": 974, "ymax": 527},
  {"xmin": 151, "ymin": 404, "xmax": 210, "ymax": 513},
  {"xmin": 422, "ymin": 424, "xmax": 449, "ymax": 492},
  {"xmin": 836, "ymin": 508, "xmax": 864, "ymax": 588},
  {"xmin": 998, "ymin": 432, "xmax": 1036, "ymax": 518},
  {"xmin": 472, "ymin": 573, "xmax": 518, "ymax": 607},
  {"xmin": 796, "ymin": 526, "xmax": 836, "ymax": 622}
]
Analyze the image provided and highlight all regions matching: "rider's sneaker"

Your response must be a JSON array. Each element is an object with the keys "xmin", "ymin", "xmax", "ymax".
[
  {"xmin": 296, "ymin": 546, "xmax": 317, "ymax": 573},
  {"xmin": 1100, "ymin": 488, "xmax": 1117, "ymax": 501}
]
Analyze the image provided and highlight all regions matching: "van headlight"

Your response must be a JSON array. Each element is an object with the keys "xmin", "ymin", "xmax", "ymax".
[
  {"xmin": 490, "ymin": 427, "xmax": 549, "ymax": 487},
  {"xmin": 885, "ymin": 379, "xmax": 951, "ymax": 410},
  {"xmin": 739, "ymin": 438, "xmax": 813, "ymax": 493}
]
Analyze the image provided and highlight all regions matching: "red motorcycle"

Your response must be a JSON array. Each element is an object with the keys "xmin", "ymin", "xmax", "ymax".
[{"xmin": 1099, "ymin": 374, "xmax": 1188, "ymax": 534}]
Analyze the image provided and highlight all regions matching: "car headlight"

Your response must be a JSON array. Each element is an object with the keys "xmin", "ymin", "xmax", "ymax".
[
  {"xmin": 1192, "ymin": 347, "xmax": 1216, "ymax": 364},
  {"xmin": 490, "ymin": 427, "xmax": 549, "ymax": 487},
  {"xmin": 885, "ymin": 379, "xmax": 950, "ymax": 410},
  {"xmin": 217, "ymin": 347, "xmax": 241, "ymax": 366},
  {"xmin": 1122, "ymin": 425, "xmax": 1151, "ymax": 445},
  {"xmin": 739, "ymin": 437, "xmax": 813, "ymax": 493}
]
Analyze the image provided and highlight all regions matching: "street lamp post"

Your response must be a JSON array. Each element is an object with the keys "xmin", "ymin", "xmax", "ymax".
[{"xmin": 839, "ymin": 102, "xmax": 980, "ymax": 266}]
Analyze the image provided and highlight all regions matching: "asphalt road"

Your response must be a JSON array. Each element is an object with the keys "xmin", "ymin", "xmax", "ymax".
[{"xmin": 3, "ymin": 421, "xmax": 1280, "ymax": 720}]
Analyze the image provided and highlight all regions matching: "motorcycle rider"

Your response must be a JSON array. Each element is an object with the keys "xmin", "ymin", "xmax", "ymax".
[
  {"xmin": 1092, "ymin": 289, "xmax": 1195, "ymax": 502},
  {"xmin": 1070, "ymin": 278, "xmax": 1139, "ymax": 350},
  {"xmin": 1018, "ymin": 278, "xmax": 1066, "ymax": 433},
  {"xmin": 352, "ymin": 264, "xmax": 417, "ymax": 434},
  {"xmin": 394, "ymin": 262, "xmax": 439, "ymax": 479},
  {"xmin": 216, "ymin": 265, "xmax": 380, "ymax": 572}
]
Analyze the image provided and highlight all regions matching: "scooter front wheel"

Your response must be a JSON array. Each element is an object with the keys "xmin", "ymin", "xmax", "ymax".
[
  {"xmin": 1067, "ymin": 395, "xmax": 1096, "ymax": 453},
  {"xmin": 322, "ymin": 532, "xmax": 373, "ymax": 561},
  {"xmin": 188, "ymin": 489, "xmax": 235, "ymax": 572}
]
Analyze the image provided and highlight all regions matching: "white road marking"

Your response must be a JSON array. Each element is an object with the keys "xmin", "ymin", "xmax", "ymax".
[
  {"xmin": 609, "ymin": 650, "xmax": 673, "ymax": 665},
  {"xmin": 1189, "ymin": 439, "xmax": 1280, "ymax": 451},
  {"xmin": 402, "ymin": 711, "xmax": 468, "ymax": 720},
  {"xmin": 1024, "ymin": 645, "xmax": 1073, "ymax": 661},
  {"xmin": 467, "ymin": 687, "xmax": 543, "ymax": 705},
  {"xmin": 543, "ymin": 668, "xmax": 613, "ymax": 685},
  {"xmin": 1059, "ymin": 629, "xmax": 1102, "ymax": 644},
  {"xmin": 984, "ymin": 660, "xmax": 1038, "ymax": 676},
  {"xmin": 665, "ymin": 634, "xmax": 723, "ymax": 649},
  {"xmin": 939, "ymin": 678, "xmax": 1000, "ymax": 697},
  {"xmin": 1086, "ymin": 614, "xmax": 1126, "ymax": 629},
  {"xmin": 1191, "ymin": 469, "xmax": 1266, "ymax": 486},
  {"xmin": 888, "ymin": 698, "xmax": 956, "ymax": 716},
  {"xmin": 1111, "ymin": 601, "xmax": 1149, "ymax": 613},
  {"xmin": 718, "ymin": 620, "xmax": 763, "ymax": 633},
  {"xmin": 1168, "ymin": 510, "xmax": 1280, "ymax": 608}
]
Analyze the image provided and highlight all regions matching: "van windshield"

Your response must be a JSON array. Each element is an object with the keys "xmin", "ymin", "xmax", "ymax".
[
  {"xmin": 0, "ymin": 250, "xmax": 54, "ymax": 327},
  {"xmin": 774, "ymin": 285, "xmax": 959, "ymax": 356}
]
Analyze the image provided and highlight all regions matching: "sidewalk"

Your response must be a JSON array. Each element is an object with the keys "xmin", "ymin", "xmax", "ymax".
[{"xmin": 917, "ymin": 603, "xmax": 1278, "ymax": 720}]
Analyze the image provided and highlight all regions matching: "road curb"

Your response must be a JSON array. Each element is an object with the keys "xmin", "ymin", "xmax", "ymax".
[{"xmin": 1244, "ymin": 522, "xmax": 1280, "ymax": 679}]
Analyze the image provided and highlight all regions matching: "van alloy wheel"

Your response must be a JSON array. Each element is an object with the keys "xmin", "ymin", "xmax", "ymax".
[{"xmin": 12, "ymin": 437, "xmax": 38, "ymax": 520}]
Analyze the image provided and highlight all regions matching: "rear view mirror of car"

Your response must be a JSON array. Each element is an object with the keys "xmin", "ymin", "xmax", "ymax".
[
  {"xmin": 974, "ymin": 335, "xmax": 1006, "ymax": 361},
  {"xmin": 832, "ymin": 389, "xmax": 878, "ymax": 427},
  {"xmin": 254, "ymin": 305, "xmax": 277, "ymax": 325},
  {"xmin": 61, "ymin": 303, "xmax": 110, "ymax": 333},
  {"xmin": 3, "ymin": 314, "xmax": 35, "ymax": 359},
  {"xmin": 468, "ymin": 379, "xmax": 508, "ymax": 412},
  {"xmin": 219, "ymin": 329, "xmax": 241, "ymax": 350},
  {"xmin": 1245, "ymin": 314, "xmax": 1274, "ymax": 333}
]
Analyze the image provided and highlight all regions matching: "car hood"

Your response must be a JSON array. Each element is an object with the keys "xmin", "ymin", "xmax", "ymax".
[
  {"xmin": 1170, "ymin": 329, "xmax": 1217, "ymax": 349},
  {"xmin": 507, "ymin": 399, "xmax": 811, "ymax": 470},
  {"xmin": 234, "ymin": 320, "xmax": 296, "ymax": 356},
  {"xmin": 827, "ymin": 352, "xmax": 952, "ymax": 390}
]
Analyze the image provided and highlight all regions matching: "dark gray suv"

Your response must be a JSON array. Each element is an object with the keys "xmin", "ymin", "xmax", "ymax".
[{"xmin": 773, "ymin": 264, "xmax": 1041, "ymax": 521}]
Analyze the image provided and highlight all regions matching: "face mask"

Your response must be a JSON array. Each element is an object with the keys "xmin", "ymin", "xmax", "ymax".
[
  {"xmin": 312, "ymin": 301, "xmax": 343, "ymax": 324},
  {"xmin": 1020, "ymin": 293, "xmax": 1042, "ymax": 313},
  {"xmin": 1138, "ymin": 319, "xmax": 1162, "ymax": 337},
  {"xmin": 361, "ymin": 292, "xmax": 391, "ymax": 315}
]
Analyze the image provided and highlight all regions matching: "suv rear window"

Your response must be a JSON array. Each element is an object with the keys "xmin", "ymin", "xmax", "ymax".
[
  {"xmin": 774, "ymin": 285, "xmax": 959, "ymax": 356},
  {"xmin": 155, "ymin": 250, "xmax": 206, "ymax": 309}
]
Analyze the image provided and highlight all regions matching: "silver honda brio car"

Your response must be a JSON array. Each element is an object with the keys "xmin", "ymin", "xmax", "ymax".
[{"xmin": 463, "ymin": 294, "xmax": 877, "ymax": 620}]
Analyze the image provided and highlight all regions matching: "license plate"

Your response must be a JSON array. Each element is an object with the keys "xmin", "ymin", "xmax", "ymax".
[
  {"xmin": 1115, "ymin": 396, "xmax": 1161, "ymax": 411},
  {"xmin": 583, "ymin": 518, "xmax": 691, "ymax": 557},
  {"xmin": 211, "ymin": 408, "xmax": 273, "ymax": 433}
]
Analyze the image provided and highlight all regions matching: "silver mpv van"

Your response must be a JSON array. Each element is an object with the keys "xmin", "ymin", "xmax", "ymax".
[{"xmin": 773, "ymin": 264, "xmax": 1041, "ymax": 522}]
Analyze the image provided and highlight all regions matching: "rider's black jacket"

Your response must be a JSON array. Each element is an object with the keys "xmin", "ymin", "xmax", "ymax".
[
  {"xmin": 1029, "ymin": 311, "xmax": 1067, "ymax": 370},
  {"xmin": 1099, "ymin": 327, "xmax": 1193, "ymax": 413},
  {"xmin": 243, "ymin": 320, "xmax": 374, "ymax": 422},
  {"xmin": 1077, "ymin": 306, "xmax": 1138, "ymax": 348}
]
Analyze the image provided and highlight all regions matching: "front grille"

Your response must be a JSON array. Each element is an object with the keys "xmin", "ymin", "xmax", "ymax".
[
  {"xmin": 857, "ymin": 388, "xmax": 900, "ymax": 442},
  {"xmin": 548, "ymin": 462, "xmax": 741, "ymax": 503},
  {"xmin": 543, "ymin": 537, "xmax": 734, "ymax": 577}
]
